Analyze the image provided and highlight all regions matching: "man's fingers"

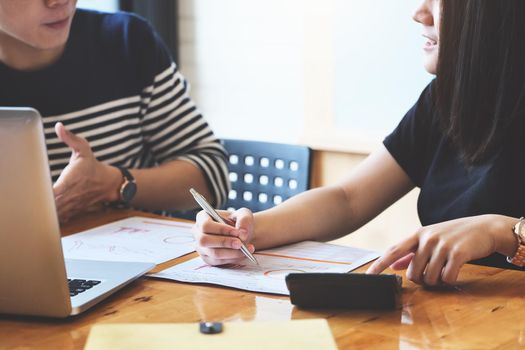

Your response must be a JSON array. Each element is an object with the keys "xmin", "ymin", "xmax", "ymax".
[
  {"xmin": 55, "ymin": 122, "xmax": 90, "ymax": 155},
  {"xmin": 366, "ymin": 235, "xmax": 419, "ymax": 274},
  {"xmin": 53, "ymin": 174, "xmax": 69, "ymax": 197},
  {"xmin": 55, "ymin": 200, "xmax": 72, "ymax": 223},
  {"xmin": 55, "ymin": 193, "xmax": 81, "ymax": 223}
]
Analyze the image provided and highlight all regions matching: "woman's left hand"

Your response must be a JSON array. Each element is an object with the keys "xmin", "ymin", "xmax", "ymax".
[{"xmin": 366, "ymin": 215, "xmax": 518, "ymax": 285}]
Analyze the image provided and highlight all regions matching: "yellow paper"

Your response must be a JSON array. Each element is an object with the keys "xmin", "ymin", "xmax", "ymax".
[{"xmin": 84, "ymin": 319, "xmax": 337, "ymax": 350}]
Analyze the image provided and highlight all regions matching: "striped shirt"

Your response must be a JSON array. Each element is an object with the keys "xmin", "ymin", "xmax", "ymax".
[{"xmin": 0, "ymin": 10, "xmax": 229, "ymax": 207}]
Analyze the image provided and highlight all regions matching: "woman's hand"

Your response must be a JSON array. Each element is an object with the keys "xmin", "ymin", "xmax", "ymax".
[
  {"xmin": 366, "ymin": 215, "xmax": 518, "ymax": 285},
  {"xmin": 53, "ymin": 122, "xmax": 121, "ymax": 223},
  {"xmin": 193, "ymin": 208, "xmax": 256, "ymax": 266}
]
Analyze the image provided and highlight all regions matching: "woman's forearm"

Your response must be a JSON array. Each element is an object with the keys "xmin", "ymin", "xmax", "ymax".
[
  {"xmin": 251, "ymin": 186, "xmax": 354, "ymax": 249},
  {"xmin": 251, "ymin": 146, "xmax": 415, "ymax": 250}
]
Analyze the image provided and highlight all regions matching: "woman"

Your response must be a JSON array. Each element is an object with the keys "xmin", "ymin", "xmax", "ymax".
[
  {"xmin": 0, "ymin": 0, "xmax": 229, "ymax": 222},
  {"xmin": 193, "ymin": 0, "xmax": 525, "ymax": 285}
]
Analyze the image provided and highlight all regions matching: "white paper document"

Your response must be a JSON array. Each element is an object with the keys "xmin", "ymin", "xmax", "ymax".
[
  {"xmin": 151, "ymin": 241, "xmax": 379, "ymax": 295},
  {"xmin": 61, "ymin": 217, "xmax": 195, "ymax": 264}
]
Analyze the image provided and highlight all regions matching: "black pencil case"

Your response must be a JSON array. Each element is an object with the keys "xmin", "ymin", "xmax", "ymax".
[{"xmin": 285, "ymin": 273, "xmax": 402, "ymax": 310}]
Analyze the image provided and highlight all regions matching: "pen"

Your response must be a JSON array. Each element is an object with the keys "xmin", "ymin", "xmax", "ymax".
[{"xmin": 190, "ymin": 188, "xmax": 259, "ymax": 265}]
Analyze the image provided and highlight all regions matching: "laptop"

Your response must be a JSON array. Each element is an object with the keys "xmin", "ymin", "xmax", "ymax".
[{"xmin": 0, "ymin": 107, "xmax": 154, "ymax": 317}]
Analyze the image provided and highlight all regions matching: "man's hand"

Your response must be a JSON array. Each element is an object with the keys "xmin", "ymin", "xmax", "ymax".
[{"xmin": 53, "ymin": 122, "xmax": 121, "ymax": 223}]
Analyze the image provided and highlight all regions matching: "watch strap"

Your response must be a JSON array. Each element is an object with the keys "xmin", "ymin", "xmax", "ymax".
[
  {"xmin": 117, "ymin": 166, "xmax": 135, "ymax": 182},
  {"xmin": 116, "ymin": 166, "xmax": 137, "ymax": 205}
]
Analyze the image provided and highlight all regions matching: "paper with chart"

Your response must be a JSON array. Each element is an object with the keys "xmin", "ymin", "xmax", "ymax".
[
  {"xmin": 151, "ymin": 241, "xmax": 379, "ymax": 295},
  {"xmin": 61, "ymin": 217, "xmax": 195, "ymax": 264}
]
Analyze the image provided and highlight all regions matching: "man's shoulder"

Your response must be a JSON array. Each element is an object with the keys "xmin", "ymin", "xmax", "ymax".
[
  {"xmin": 71, "ymin": 9, "xmax": 161, "ymax": 69},
  {"xmin": 74, "ymin": 9, "xmax": 153, "ymax": 41}
]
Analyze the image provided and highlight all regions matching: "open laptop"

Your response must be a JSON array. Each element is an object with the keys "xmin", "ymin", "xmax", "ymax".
[{"xmin": 0, "ymin": 107, "xmax": 154, "ymax": 317}]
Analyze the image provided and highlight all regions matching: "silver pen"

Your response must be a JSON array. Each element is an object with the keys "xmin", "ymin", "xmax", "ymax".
[{"xmin": 190, "ymin": 188, "xmax": 259, "ymax": 265}]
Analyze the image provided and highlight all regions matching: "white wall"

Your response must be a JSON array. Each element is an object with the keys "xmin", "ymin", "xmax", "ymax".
[
  {"xmin": 77, "ymin": 0, "xmax": 118, "ymax": 12},
  {"xmin": 179, "ymin": 0, "xmax": 432, "ymax": 151},
  {"xmin": 333, "ymin": 1, "xmax": 432, "ymax": 140},
  {"xmin": 179, "ymin": 0, "xmax": 305, "ymax": 144}
]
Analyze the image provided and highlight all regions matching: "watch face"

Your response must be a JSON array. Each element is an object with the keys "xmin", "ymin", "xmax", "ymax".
[{"xmin": 121, "ymin": 182, "xmax": 137, "ymax": 203}]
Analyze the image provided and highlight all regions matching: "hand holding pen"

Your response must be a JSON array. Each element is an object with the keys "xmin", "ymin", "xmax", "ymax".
[{"xmin": 191, "ymin": 188, "xmax": 259, "ymax": 266}]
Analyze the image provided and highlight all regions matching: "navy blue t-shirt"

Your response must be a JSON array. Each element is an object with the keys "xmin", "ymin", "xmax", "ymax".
[{"xmin": 384, "ymin": 80, "xmax": 525, "ymax": 270}]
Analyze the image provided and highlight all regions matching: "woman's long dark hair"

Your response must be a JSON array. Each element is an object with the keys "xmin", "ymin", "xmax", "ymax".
[{"xmin": 436, "ymin": 0, "xmax": 525, "ymax": 164}]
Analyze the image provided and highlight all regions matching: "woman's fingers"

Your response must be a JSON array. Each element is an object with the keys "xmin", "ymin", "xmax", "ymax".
[
  {"xmin": 406, "ymin": 241, "xmax": 434, "ymax": 284},
  {"xmin": 229, "ymin": 208, "xmax": 253, "ymax": 241},
  {"xmin": 440, "ymin": 248, "xmax": 468, "ymax": 284},
  {"xmin": 389, "ymin": 253, "xmax": 414, "ymax": 270},
  {"xmin": 366, "ymin": 234, "xmax": 419, "ymax": 274},
  {"xmin": 197, "ymin": 232, "xmax": 243, "ymax": 250},
  {"xmin": 201, "ymin": 256, "xmax": 247, "ymax": 267},
  {"xmin": 195, "ymin": 209, "xmax": 249, "ymax": 239},
  {"xmin": 194, "ymin": 208, "xmax": 256, "ymax": 266},
  {"xmin": 197, "ymin": 246, "xmax": 246, "ymax": 260},
  {"xmin": 232, "ymin": 208, "xmax": 253, "ymax": 226},
  {"xmin": 422, "ymin": 243, "xmax": 449, "ymax": 285},
  {"xmin": 197, "ymin": 246, "xmax": 255, "ymax": 266},
  {"xmin": 194, "ymin": 208, "xmax": 254, "ymax": 242},
  {"xmin": 368, "ymin": 216, "xmax": 503, "ymax": 285}
]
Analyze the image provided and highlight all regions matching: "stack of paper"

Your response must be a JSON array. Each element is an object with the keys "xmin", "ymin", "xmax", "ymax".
[
  {"xmin": 61, "ymin": 217, "xmax": 195, "ymax": 264},
  {"xmin": 151, "ymin": 241, "xmax": 379, "ymax": 294}
]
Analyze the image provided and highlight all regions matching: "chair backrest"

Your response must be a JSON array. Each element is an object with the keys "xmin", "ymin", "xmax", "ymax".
[{"xmin": 222, "ymin": 139, "xmax": 312, "ymax": 212}]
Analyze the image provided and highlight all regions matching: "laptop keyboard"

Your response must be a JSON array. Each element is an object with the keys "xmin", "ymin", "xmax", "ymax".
[{"xmin": 68, "ymin": 279, "xmax": 101, "ymax": 297}]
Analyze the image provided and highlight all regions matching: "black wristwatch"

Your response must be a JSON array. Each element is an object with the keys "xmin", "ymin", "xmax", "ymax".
[{"xmin": 116, "ymin": 166, "xmax": 137, "ymax": 205}]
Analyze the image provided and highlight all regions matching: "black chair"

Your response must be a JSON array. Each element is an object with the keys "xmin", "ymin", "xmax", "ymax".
[{"xmin": 222, "ymin": 139, "xmax": 312, "ymax": 212}]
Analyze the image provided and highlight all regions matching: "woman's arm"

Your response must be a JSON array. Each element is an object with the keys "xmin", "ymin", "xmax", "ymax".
[
  {"xmin": 193, "ymin": 145, "xmax": 415, "ymax": 265},
  {"xmin": 251, "ymin": 145, "xmax": 415, "ymax": 249}
]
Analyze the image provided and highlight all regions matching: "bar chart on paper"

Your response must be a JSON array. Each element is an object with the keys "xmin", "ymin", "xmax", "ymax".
[
  {"xmin": 61, "ymin": 217, "xmax": 196, "ymax": 264},
  {"xmin": 151, "ymin": 241, "xmax": 379, "ymax": 295}
]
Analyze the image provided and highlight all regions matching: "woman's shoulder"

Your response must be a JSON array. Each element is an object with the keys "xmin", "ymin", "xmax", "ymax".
[
  {"xmin": 416, "ymin": 79, "xmax": 436, "ymax": 114},
  {"xmin": 396, "ymin": 79, "xmax": 438, "ymax": 131}
]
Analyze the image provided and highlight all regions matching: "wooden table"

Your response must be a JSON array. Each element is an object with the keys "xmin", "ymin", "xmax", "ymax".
[{"xmin": 1, "ymin": 209, "xmax": 525, "ymax": 350}]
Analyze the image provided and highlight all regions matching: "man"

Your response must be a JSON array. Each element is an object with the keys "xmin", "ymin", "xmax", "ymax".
[{"xmin": 0, "ymin": 0, "xmax": 229, "ymax": 222}]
